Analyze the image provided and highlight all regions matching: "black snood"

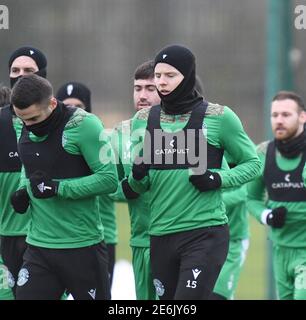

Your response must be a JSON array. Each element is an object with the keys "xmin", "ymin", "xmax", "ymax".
[{"xmin": 25, "ymin": 102, "xmax": 63, "ymax": 137}]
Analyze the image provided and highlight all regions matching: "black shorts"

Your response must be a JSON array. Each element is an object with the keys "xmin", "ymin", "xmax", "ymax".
[
  {"xmin": 16, "ymin": 241, "xmax": 110, "ymax": 300},
  {"xmin": 150, "ymin": 224, "xmax": 229, "ymax": 300}
]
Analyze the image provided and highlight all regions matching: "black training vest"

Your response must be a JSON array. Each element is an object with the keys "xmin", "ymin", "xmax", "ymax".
[
  {"xmin": 144, "ymin": 101, "xmax": 224, "ymax": 170},
  {"xmin": 0, "ymin": 105, "xmax": 22, "ymax": 172},
  {"xmin": 263, "ymin": 141, "xmax": 306, "ymax": 202},
  {"xmin": 18, "ymin": 105, "xmax": 92, "ymax": 179}
]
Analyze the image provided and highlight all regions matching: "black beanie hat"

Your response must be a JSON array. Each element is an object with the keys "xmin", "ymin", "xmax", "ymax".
[
  {"xmin": 56, "ymin": 82, "xmax": 91, "ymax": 113},
  {"xmin": 154, "ymin": 44, "xmax": 195, "ymax": 79},
  {"xmin": 153, "ymin": 44, "xmax": 199, "ymax": 114},
  {"xmin": 8, "ymin": 46, "xmax": 47, "ymax": 76}
]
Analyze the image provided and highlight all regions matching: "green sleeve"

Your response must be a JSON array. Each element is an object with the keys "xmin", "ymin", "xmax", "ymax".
[
  {"xmin": 58, "ymin": 114, "xmax": 118, "ymax": 199},
  {"xmin": 303, "ymin": 162, "xmax": 306, "ymax": 184},
  {"xmin": 127, "ymin": 113, "xmax": 150, "ymax": 194},
  {"xmin": 13, "ymin": 116, "xmax": 26, "ymax": 189},
  {"xmin": 108, "ymin": 124, "xmax": 127, "ymax": 202},
  {"xmin": 128, "ymin": 174, "xmax": 150, "ymax": 194},
  {"xmin": 110, "ymin": 153, "xmax": 129, "ymax": 201},
  {"xmin": 218, "ymin": 107, "xmax": 262, "ymax": 188},
  {"xmin": 222, "ymin": 184, "xmax": 247, "ymax": 208},
  {"xmin": 221, "ymin": 151, "xmax": 247, "ymax": 208},
  {"xmin": 109, "ymin": 183, "xmax": 126, "ymax": 202},
  {"xmin": 109, "ymin": 126, "xmax": 125, "ymax": 181},
  {"xmin": 246, "ymin": 145, "xmax": 267, "ymax": 223},
  {"xmin": 18, "ymin": 166, "xmax": 27, "ymax": 190}
]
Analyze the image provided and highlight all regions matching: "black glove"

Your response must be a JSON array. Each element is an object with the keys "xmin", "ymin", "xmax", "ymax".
[
  {"xmin": 266, "ymin": 207, "xmax": 287, "ymax": 228},
  {"xmin": 30, "ymin": 170, "xmax": 59, "ymax": 199},
  {"xmin": 10, "ymin": 188, "xmax": 30, "ymax": 214},
  {"xmin": 132, "ymin": 156, "xmax": 150, "ymax": 181},
  {"xmin": 189, "ymin": 170, "xmax": 222, "ymax": 192},
  {"xmin": 121, "ymin": 178, "xmax": 140, "ymax": 200}
]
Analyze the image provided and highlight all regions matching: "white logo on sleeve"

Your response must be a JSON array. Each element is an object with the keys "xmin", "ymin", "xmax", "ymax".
[
  {"xmin": 37, "ymin": 182, "xmax": 52, "ymax": 193},
  {"xmin": 162, "ymin": 54, "xmax": 167, "ymax": 59},
  {"xmin": 192, "ymin": 268, "xmax": 202, "ymax": 280},
  {"xmin": 29, "ymin": 50, "xmax": 34, "ymax": 55},
  {"xmin": 209, "ymin": 174, "xmax": 214, "ymax": 180},
  {"xmin": 88, "ymin": 288, "xmax": 96, "ymax": 299}
]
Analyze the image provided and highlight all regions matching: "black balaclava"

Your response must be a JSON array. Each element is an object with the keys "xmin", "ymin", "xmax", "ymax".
[
  {"xmin": 275, "ymin": 128, "xmax": 306, "ymax": 158},
  {"xmin": 9, "ymin": 46, "xmax": 47, "ymax": 88},
  {"xmin": 56, "ymin": 82, "xmax": 91, "ymax": 113},
  {"xmin": 154, "ymin": 44, "xmax": 203, "ymax": 115}
]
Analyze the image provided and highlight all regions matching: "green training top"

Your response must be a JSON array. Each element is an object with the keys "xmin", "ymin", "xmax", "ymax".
[
  {"xmin": 128, "ymin": 103, "xmax": 261, "ymax": 236},
  {"xmin": 222, "ymin": 184, "xmax": 249, "ymax": 240},
  {"xmin": 98, "ymin": 194, "xmax": 118, "ymax": 245},
  {"xmin": 19, "ymin": 108, "xmax": 118, "ymax": 249},
  {"xmin": 111, "ymin": 119, "xmax": 151, "ymax": 248},
  {"xmin": 97, "ymin": 128, "xmax": 118, "ymax": 246},
  {"xmin": 222, "ymin": 151, "xmax": 249, "ymax": 240},
  {"xmin": 247, "ymin": 141, "xmax": 306, "ymax": 248},
  {"xmin": 0, "ymin": 115, "xmax": 30, "ymax": 236}
]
